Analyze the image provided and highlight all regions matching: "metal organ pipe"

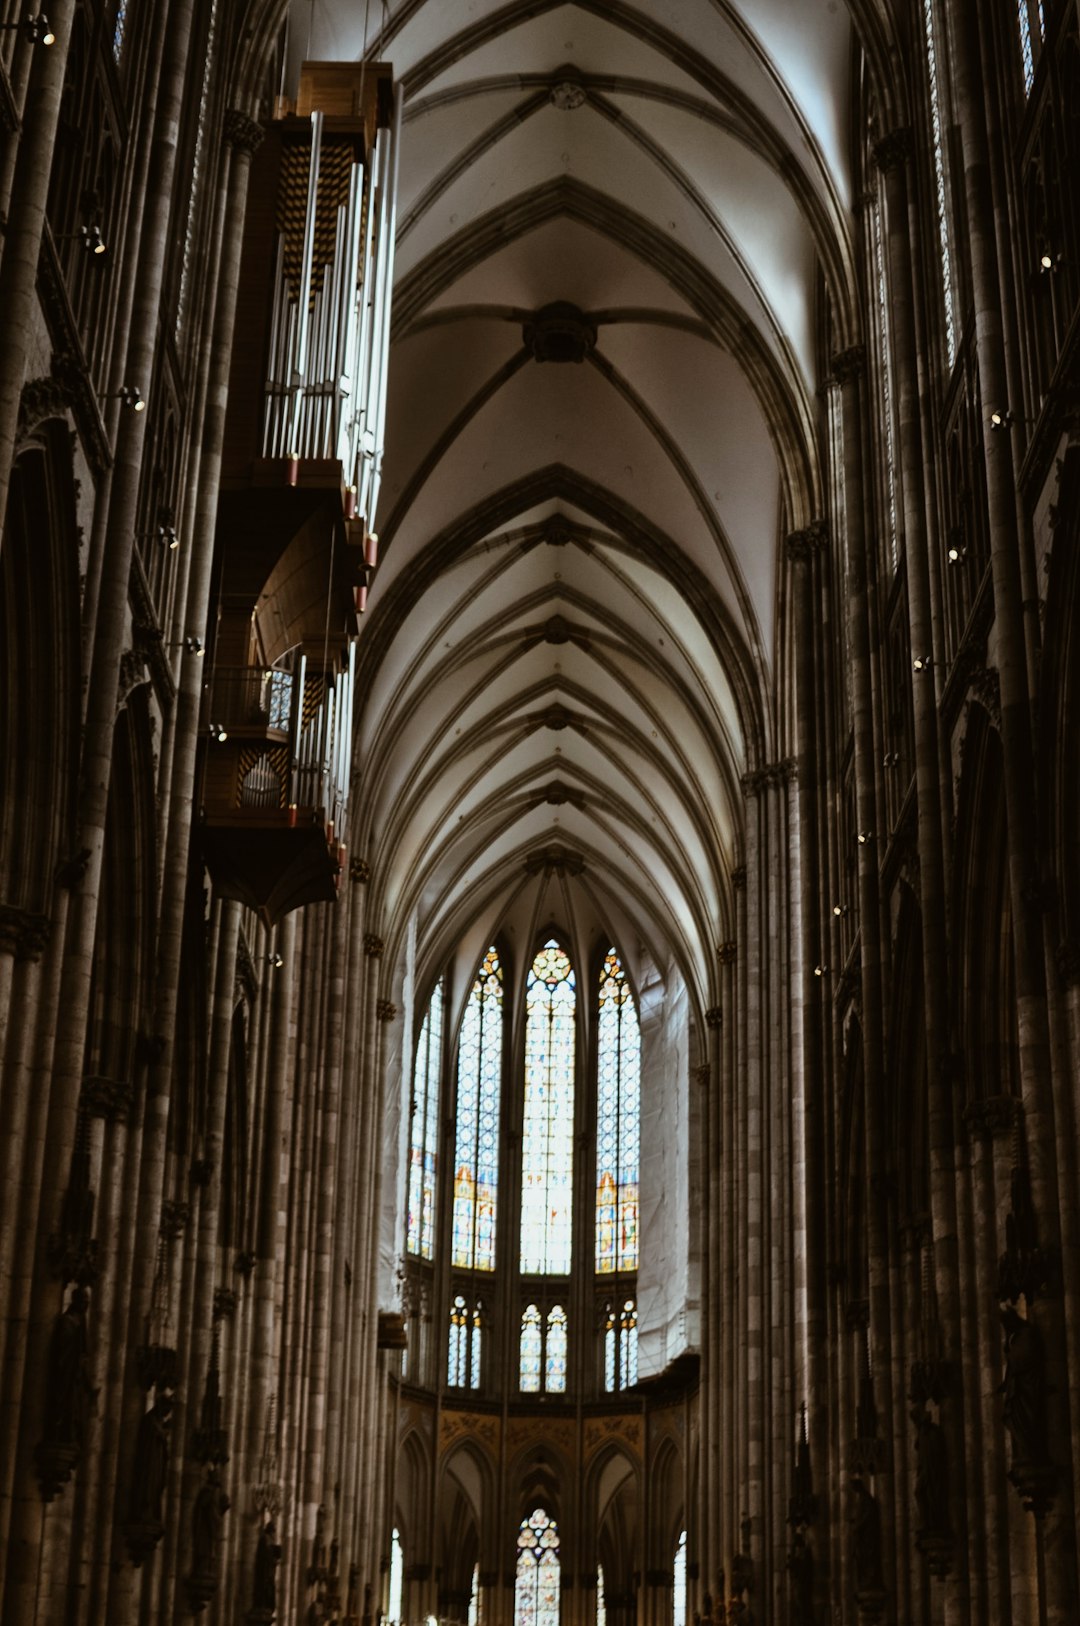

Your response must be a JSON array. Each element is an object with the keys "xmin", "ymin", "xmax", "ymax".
[{"xmin": 367, "ymin": 86, "xmax": 403, "ymax": 529}]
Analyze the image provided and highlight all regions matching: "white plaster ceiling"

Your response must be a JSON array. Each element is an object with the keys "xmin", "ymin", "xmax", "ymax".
[{"xmin": 288, "ymin": 0, "xmax": 854, "ymax": 1018}]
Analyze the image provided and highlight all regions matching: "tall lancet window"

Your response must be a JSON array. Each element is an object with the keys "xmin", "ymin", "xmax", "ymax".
[
  {"xmin": 921, "ymin": 0, "xmax": 958, "ymax": 364},
  {"xmin": 1016, "ymin": 0, "xmax": 1045, "ymax": 94},
  {"xmin": 673, "ymin": 1531, "xmax": 687, "ymax": 1626},
  {"xmin": 407, "ymin": 979, "xmax": 443, "ymax": 1258},
  {"xmin": 516, "ymin": 1509, "xmax": 560, "ymax": 1626},
  {"xmin": 521, "ymin": 941, "xmax": 576, "ymax": 1274},
  {"xmin": 453, "ymin": 947, "xmax": 503, "ymax": 1271},
  {"xmin": 596, "ymin": 947, "xmax": 640, "ymax": 1273}
]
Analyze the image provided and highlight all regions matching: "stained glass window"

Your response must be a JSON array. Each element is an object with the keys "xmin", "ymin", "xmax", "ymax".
[
  {"xmin": 673, "ymin": 1532, "xmax": 687, "ymax": 1626},
  {"xmin": 388, "ymin": 1528, "xmax": 403, "ymax": 1624},
  {"xmin": 871, "ymin": 199, "xmax": 899, "ymax": 573},
  {"xmin": 469, "ymin": 1563, "xmax": 481, "ymax": 1626},
  {"xmin": 546, "ymin": 1305, "xmax": 568, "ymax": 1394},
  {"xmin": 597, "ymin": 1566, "xmax": 606, "ymax": 1626},
  {"xmin": 453, "ymin": 947, "xmax": 503, "ymax": 1271},
  {"xmin": 596, "ymin": 947, "xmax": 640, "ymax": 1273},
  {"xmin": 922, "ymin": 0, "xmax": 958, "ymax": 364},
  {"xmin": 407, "ymin": 979, "xmax": 443, "ymax": 1258},
  {"xmin": 520, "ymin": 1303, "xmax": 542, "ymax": 1393},
  {"xmin": 448, "ymin": 1293, "xmax": 483, "ymax": 1388},
  {"xmin": 112, "ymin": 0, "xmax": 128, "ymax": 62},
  {"xmin": 603, "ymin": 1298, "xmax": 637, "ymax": 1392},
  {"xmin": 515, "ymin": 1510, "xmax": 560, "ymax": 1626},
  {"xmin": 521, "ymin": 941, "xmax": 576, "ymax": 1274}
]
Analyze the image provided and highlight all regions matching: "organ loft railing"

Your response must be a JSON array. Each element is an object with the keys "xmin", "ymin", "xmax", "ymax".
[{"xmin": 199, "ymin": 60, "xmax": 400, "ymax": 925}]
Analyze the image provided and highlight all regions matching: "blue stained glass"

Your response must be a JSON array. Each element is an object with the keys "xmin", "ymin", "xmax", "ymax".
[
  {"xmin": 596, "ymin": 948, "xmax": 640, "ymax": 1273},
  {"xmin": 449, "ymin": 1293, "xmax": 482, "ymax": 1388},
  {"xmin": 112, "ymin": 0, "xmax": 127, "ymax": 62},
  {"xmin": 407, "ymin": 979, "xmax": 443, "ymax": 1258},
  {"xmin": 520, "ymin": 1303, "xmax": 542, "ymax": 1392},
  {"xmin": 516, "ymin": 1510, "xmax": 560, "ymax": 1626},
  {"xmin": 521, "ymin": 941, "xmax": 576, "ymax": 1275},
  {"xmin": 453, "ymin": 948, "xmax": 502, "ymax": 1270},
  {"xmin": 546, "ymin": 1305, "xmax": 568, "ymax": 1393},
  {"xmin": 603, "ymin": 1297, "xmax": 637, "ymax": 1393}
]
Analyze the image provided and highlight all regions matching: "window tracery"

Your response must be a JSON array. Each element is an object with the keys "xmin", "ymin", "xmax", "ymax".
[
  {"xmin": 603, "ymin": 1297, "xmax": 638, "ymax": 1392},
  {"xmin": 521, "ymin": 940, "xmax": 576, "ymax": 1276},
  {"xmin": 448, "ymin": 1292, "xmax": 483, "ymax": 1389},
  {"xmin": 922, "ymin": 0, "xmax": 958, "ymax": 363},
  {"xmin": 453, "ymin": 947, "xmax": 502, "ymax": 1272},
  {"xmin": 596, "ymin": 947, "xmax": 639, "ymax": 1273},
  {"xmin": 515, "ymin": 1510, "xmax": 560, "ymax": 1626},
  {"xmin": 407, "ymin": 978, "xmax": 442, "ymax": 1259}
]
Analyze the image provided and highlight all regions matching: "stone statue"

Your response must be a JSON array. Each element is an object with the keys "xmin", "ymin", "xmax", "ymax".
[
  {"xmin": 129, "ymin": 1389, "xmax": 172, "ymax": 1528},
  {"xmin": 847, "ymin": 1476, "xmax": 883, "ymax": 1594},
  {"xmin": 191, "ymin": 1468, "xmax": 231, "ymax": 1578},
  {"xmin": 911, "ymin": 1406, "xmax": 951, "ymax": 1537},
  {"xmin": 44, "ymin": 1284, "xmax": 96, "ymax": 1454},
  {"xmin": 1000, "ymin": 1306, "xmax": 1047, "ymax": 1467},
  {"xmin": 253, "ymin": 1519, "xmax": 282, "ymax": 1610}
]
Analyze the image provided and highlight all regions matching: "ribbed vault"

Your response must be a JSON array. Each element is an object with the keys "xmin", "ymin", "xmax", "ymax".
[{"xmin": 284, "ymin": 0, "xmax": 857, "ymax": 1011}]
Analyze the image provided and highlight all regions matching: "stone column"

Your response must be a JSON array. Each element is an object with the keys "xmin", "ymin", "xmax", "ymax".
[{"xmin": 949, "ymin": 2, "xmax": 1078, "ymax": 1615}]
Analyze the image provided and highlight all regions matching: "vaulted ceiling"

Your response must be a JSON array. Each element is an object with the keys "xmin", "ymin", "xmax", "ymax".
[{"xmin": 288, "ymin": 1, "xmax": 857, "ymax": 1021}]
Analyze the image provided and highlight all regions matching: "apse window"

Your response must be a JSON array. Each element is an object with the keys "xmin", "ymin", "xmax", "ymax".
[
  {"xmin": 519, "ymin": 1302, "xmax": 568, "ymax": 1394},
  {"xmin": 448, "ymin": 1293, "xmax": 483, "ymax": 1389},
  {"xmin": 516, "ymin": 1509, "xmax": 560, "ymax": 1626},
  {"xmin": 453, "ymin": 947, "xmax": 503, "ymax": 1271},
  {"xmin": 521, "ymin": 941, "xmax": 576, "ymax": 1275},
  {"xmin": 603, "ymin": 1297, "xmax": 638, "ymax": 1392}
]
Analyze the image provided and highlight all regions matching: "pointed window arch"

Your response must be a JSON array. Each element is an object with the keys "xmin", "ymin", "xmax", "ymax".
[
  {"xmin": 520, "ymin": 1303, "xmax": 542, "ymax": 1393},
  {"xmin": 603, "ymin": 1297, "xmax": 638, "ymax": 1392},
  {"xmin": 596, "ymin": 946, "xmax": 640, "ymax": 1273},
  {"xmin": 546, "ymin": 1305, "xmax": 568, "ymax": 1393},
  {"xmin": 407, "ymin": 978, "xmax": 443, "ymax": 1258},
  {"xmin": 515, "ymin": 1509, "xmax": 560, "ymax": 1626},
  {"xmin": 453, "ymin": 947, "xmax": 503, "ymax": 1271},
  {"xmin": 448, "ymin": 1293, "xmax": 484, "ymax": 1389},
  {"xmin": 521, "ymin": 940, "xmax": 576, "ymax": 1274}
]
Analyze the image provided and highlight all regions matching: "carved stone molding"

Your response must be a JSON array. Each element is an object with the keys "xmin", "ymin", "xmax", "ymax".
[
  {"xmin": 717, "ymin": 941, "xmax": 738, "ymax": 965},
  {"xmin": 524, "ymin": 845, "xmax": 585, "ymax": 876},
  {"xmin": 80, "ymin": 1074, "xmax": 135, "ymax": 1123},
  {"xmin": 544, "ymin": 514, "xmax": 576, "ymax": 546},
  {"xmin": 785, "ymin": 520, "xmax": 828, "ymax": 562},
  {"xmin": 117, "ymin": 647, "xmax": 151, "ymax": 713},
  {"xmin": 963, "ymin": 1094, "xmax": 1018, "ymax": 1140},
  {"xmin": 831, "ymin": 345, "xmax": 866, "ymax": 385},
  {"xmin": 0, "ymin": 903, "xmax": 52, "ymax": 961},
  {"xmin": 160, "ymin": 1200, "xmax": 191, "ymax": 1240},
  {"xmin": 350, "ymin": 857, "xmax": 371, "ymax": 884},
  {"xmin": 741, "ymin": 758, "xmax": 796, "ymax": 796},
  {"xmin": 18, "ymin": 373, "xmax": 75, "ymax": 439},
  {"xmin": 376, "ymin": 999, "xmax": 397, "ymax": 1022},
  {"xmin": 705, "ymin": 1005, "xmax": 723, "ymax": 1027},
  {"xmin": 523, "ymin": 301, "xmax": 597, "ymax": 364},
  {"xmin": 872, "ymin": 126, "xmax": 914, "ymax": 173},
  {"xmin": 730, "ymin": 865, "xmax": 747, "ymax": 890},
  {"xmin": 364, "ymin": 933, "xmax": 385, "ymax": 959},
  {"xmin": 550, "ymin": 79, "xmax": 587, "ymax": 111},
  {"xmin": 224, "ymin": 109, "xmax": 265, "ymax": 155}
]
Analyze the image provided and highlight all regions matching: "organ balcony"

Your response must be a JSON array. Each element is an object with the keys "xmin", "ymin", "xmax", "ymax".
[{"xmin": 199, "ymin": 58, "xmax": 401, "ymax": 922}]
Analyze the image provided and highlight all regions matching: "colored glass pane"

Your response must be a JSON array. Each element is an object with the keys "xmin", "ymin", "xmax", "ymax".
[
  {"xmin": 471, "ymin": 1302, "xmax": 483, "ymax": 1389},
  {"xmin": 515, "ymin": 1510, "xmax": 560, "ymax": 1626},
  {"xmin": 604, "ymin": 1314, "xmax": 616, "ymax": 1392},
  {"xmin": 407, "ymin": 979, "xmax": 443, "ymax": 1258},
  {"xmin": 546, "ymin": 1305, "xmax": 568, "ymax": 1394},
  {"xmin": 449, "ymin": 1294, "xmax": 468, "ymax": 1386},
  {"xmin": 673, "ymin": 1532, "xmax": 687, "ymax": 1626},
  {"xmin": 620, "ymin": 1299, "xmax": 638, "ymax": 1388},
  {"xmin": 453, "ymin": 948, "xmax": 502, "ymax": 1270},
  {"xmin": 469, "ymin": 1564, "xmax": 481, "ymax": 1626},
  {"xmin": 112, "ymin": 0, "xmax": 128, "ymax": 61},
  {"xmin": 596, "ymin": 948, "xmax": 640, "ymax": 1273},
  {"xmin": 520, "ymin": 1303, "xmax": 542, "ymax": 1392},
  {"xmin": 521, "ymin": 941, "xmax": 576, "ymax": 1274},
  {"xmin": 597, "ymin": 1566, "xmax": 606, "ymax": 1626}
]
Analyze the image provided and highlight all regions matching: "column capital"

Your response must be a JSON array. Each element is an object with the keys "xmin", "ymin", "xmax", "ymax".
[
  {"xmin": 363, "ymin": 933, "xmax": 385, "ymax": 959},
  {"xmin": 785, "ymin": 520, "xmax": 828, "ymax": 562},
  {"xmin": 349, "ymin": 857, "xmax": 371, "ymax": 884},
  {"xmin": 872, "ymin": 126, "xmax": 914, "ymax": 174},
  {"xmin": 0, "ymin": 902, "xmax": 51, "ymax": 961},
  {"xmin": 376, "ymin": 998, "xmax": 397, "ymax": 1022},
  {"xmin": 717, "ymin": 941, "xmax": 738, "ymax": 965},
  {"xmin": 831, "ymin": 344, "xmax": 866, "ymax": 385},
  {"xmin": 224, "ymin": 108, "xmax": 265, "ymax": 155}
]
